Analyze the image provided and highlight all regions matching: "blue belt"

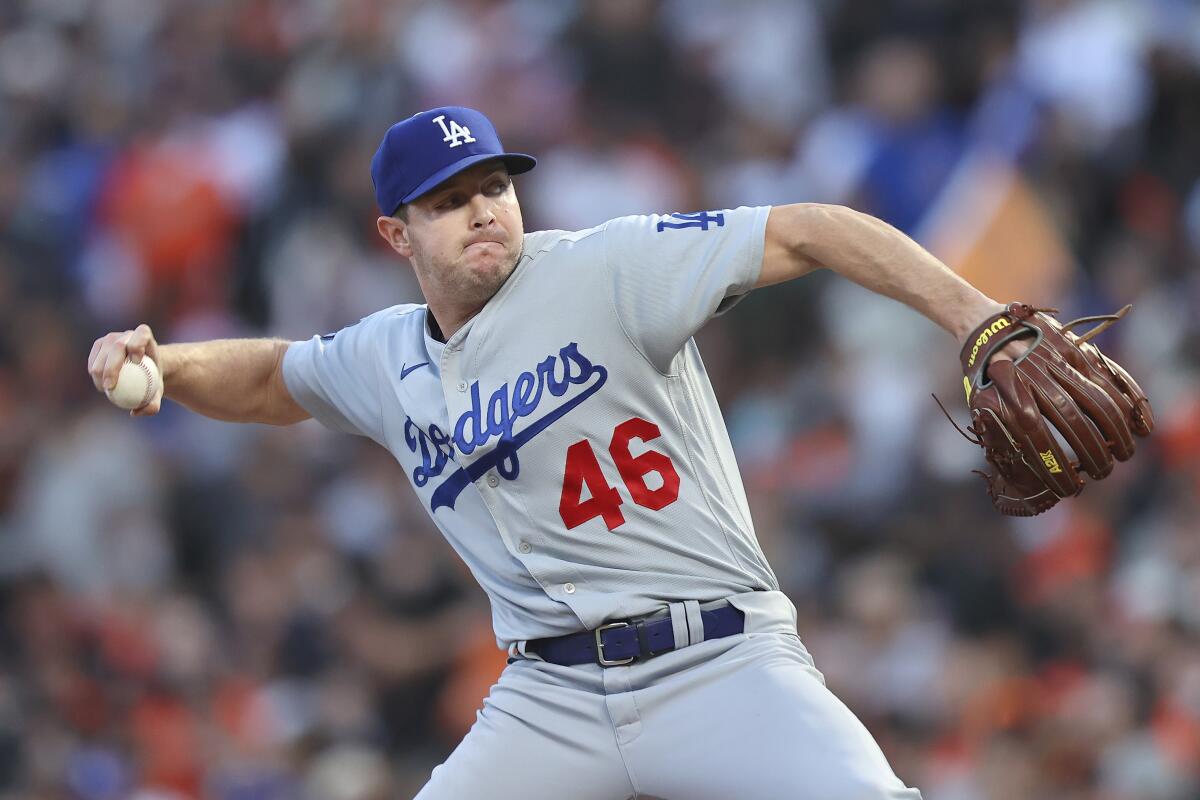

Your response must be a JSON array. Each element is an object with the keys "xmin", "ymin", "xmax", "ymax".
[{"xmin": 528, "ymin": 604, "xmax": 745, "ymax": 667}]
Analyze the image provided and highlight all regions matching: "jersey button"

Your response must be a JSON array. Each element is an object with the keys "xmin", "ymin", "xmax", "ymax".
[
  {"xmin": 486, "ymin": 475, "xmax": 499, "ymax": 488},
  {"xmin": 563, "ymin": 583, "xmax": 576, "ymax": 594},
  {"xmin": 456, "ymin": 380, "xmax": 467, "ymax": 392},
  {"xmin": 518, "ymin": 541, "xmax": 532, "ymax": 554}
]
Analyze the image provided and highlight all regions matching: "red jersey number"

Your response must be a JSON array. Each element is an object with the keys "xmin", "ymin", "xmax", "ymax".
[{"xmin": 558, "ymin": 417, "xmax": 681, "ymax": 531}]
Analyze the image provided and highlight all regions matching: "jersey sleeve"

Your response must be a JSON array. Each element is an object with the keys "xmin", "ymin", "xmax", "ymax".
[
  {"xmin": 282, "ymin": 311, "xmax": 388, "ymax": 443},
  {"xmin": 603, "ymin": 206, "xmax": 770, "ymax": 372}
]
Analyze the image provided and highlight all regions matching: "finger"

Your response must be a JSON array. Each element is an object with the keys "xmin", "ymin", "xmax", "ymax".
[
  {"xmin": 89, "ymin": 333, "xmax": 124, "ymax": 385},
  {"xmin": 1098, "ymin": 353, "xmax": 1154, "ymax": 436},
  {"xmin": 1050, "ymin": 346, "xmax": 1137, "ymax": 462},
  {"xmin": 88, "ymin": 338, "xmax": 103, "ymax": 371},
  {"xmin": 1059, "ymin": 360, "xmax": 1135, "ymax": 462},
  {"xmin": 1038, "ymin": 319, "xmax": 1139, "ymax": 459},
  {"xmin": 143, "ymin": 330, "xmax": 159, "ymax": 365},
  {"xmin": 88, "ymin": 339, "xmax": 107, "ymax": 389},
  {"xmin": 1020, "ymin": 350, "xmax": 1114, "ymax": 480},
  {"xmin": 100, "ymin": 332, "xmax": 133, "ymax": 390},
  {"xmin": 132, "ymin": 398, "xmax": 160, "ymax": 417},
  {"xmin": 1078, "ymin": 343, "xmax": 1153, "ymax": 440},
  {"xmin": 990, "ymin": 360, "xmax": 1082, "ymax": 498},
  {"xmin": 92, "ymin": 335, "xmax": 121, "ymax": 390},
  {"xmin": 126, "ymin": 324, "xmax": 154, "ymax": 360}
]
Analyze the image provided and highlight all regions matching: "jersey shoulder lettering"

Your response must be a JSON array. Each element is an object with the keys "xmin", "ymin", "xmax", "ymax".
[{"xmin": 601, "ymin": 206, "xmax": 770, "ymax": 372}]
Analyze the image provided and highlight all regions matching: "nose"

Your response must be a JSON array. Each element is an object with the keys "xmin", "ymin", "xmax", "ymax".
[{"xmin": 469, "ymin": 193, "xmax": 497, "ymax": 229}]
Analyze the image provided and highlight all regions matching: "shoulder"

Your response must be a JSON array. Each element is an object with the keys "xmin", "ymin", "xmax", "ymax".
[
  {"xmin": 522, "ymin": 209, "xmax": 748, "ymax": 253},
  {"xmin": 520, "ymin": 207, "xmax": 769, "ymax": 269},
  {"xmin": 356, "ymin": 303, "xmax": 426, "ymax": 329},
  {"xmin": 604, "ymin": 207, "xmax": 770, "ymax": 237},
  {"xmin": 598, "ymin": 207, "xmax": 770, "ymax": 263},
  {"xmin": 521, "ymin": 225, "xmax": 607, "ymax": 258},
  {"xmin": 517, "ymin": 213, "xmax": 706, "ymax": 264}
]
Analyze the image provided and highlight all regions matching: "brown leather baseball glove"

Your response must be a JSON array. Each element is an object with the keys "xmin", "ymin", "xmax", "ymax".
[{"xmin": 944, "ymin": 303, "xmax": 1154, "ymax": 516}]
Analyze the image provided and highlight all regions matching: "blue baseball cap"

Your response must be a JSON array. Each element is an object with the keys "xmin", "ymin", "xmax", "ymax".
[{"xmin": 371, "ymin": 106, "xmax": 537, "ymax": 215}]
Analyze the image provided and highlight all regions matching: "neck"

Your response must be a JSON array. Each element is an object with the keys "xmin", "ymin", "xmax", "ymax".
[
  {"xmin": 427, "ymin": 301, "xmax": 485, "ymax": 342},
  {"xmin": 417, "ymin": 247, "xmax": 524, "ymax": 341}
]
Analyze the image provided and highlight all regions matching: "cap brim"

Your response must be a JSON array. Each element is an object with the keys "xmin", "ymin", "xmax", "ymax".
[{"xmin": 398, "ymin": 152, "xmax": 537, "ymax": 207}]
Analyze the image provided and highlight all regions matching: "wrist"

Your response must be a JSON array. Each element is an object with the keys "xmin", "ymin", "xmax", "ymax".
[
  {"xmin": 156, "ymin": 344, "xmax": 183, "ymax": 391},
  {"xmin": 952, "ymin": 298, "xmax": 1007, "ymax": 344}
]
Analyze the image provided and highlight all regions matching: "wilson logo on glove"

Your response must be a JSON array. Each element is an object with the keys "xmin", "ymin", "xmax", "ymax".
[{"xmin": 966, "ymin": 318, "xmax": 1011, "ymax": 368}]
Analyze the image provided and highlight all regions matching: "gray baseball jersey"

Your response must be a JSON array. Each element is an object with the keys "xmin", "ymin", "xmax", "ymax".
[
  {"xmin": 283, "ymin": 205, "xmax": 777, "ymax": 646},
  {"xmin": 283, "ymin": 205, "xmax": 923, "ymax": 799}
]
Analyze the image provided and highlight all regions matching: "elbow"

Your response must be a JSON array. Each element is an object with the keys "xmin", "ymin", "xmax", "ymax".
[
  {"xmin": 760, "ymin": 203, "xmax": 845, "ymax": 287},
  {"xmin": 257, "ymin": 403, "xmax": 311, "ymax": 427},
  {"xmin": 782, "ymin": 202, "xmax": 856, "ymax": 257},
  {"xmin": 256, "ymin": 341, "xmax": 311, "ymax": 426}
]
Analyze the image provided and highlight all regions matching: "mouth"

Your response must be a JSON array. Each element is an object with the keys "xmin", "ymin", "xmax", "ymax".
[{"xmin": 465, "ymin": 240, "xmax": 503, "ymax": 251}]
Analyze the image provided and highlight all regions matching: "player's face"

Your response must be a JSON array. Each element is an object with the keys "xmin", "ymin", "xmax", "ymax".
[{"xmin": 392, "ymin": 162, "xmax": 525, "ymax": 309}]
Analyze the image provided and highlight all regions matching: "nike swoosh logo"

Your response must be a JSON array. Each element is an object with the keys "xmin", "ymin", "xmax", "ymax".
[{"xmin": 400, "ymin": 361, "xmax": 430, "ymax": 379}]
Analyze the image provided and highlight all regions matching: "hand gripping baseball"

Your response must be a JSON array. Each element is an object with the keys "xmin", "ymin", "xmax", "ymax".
[
  {"xmin": 943, "ymin": 303, "xmax": 1153, "ymax": 516},
  {"xmin": 88, "ymin": 323, "xmax": 164, "ymax": 416}
]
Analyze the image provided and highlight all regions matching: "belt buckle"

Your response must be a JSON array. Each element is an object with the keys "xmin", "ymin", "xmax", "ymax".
[{"xmin": 595, "ymin": 621, "xmax": 636, "ymax": 666}]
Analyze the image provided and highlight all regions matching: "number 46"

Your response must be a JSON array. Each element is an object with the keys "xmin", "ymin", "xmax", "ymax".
[{"xmin": 558, "ymin": 417, "xmax": 681, "ymax": 531}]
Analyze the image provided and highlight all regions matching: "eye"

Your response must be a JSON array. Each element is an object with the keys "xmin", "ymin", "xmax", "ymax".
[{"xmin": 487, "ymin": 178, "xmax": 509, "ymax": 195}]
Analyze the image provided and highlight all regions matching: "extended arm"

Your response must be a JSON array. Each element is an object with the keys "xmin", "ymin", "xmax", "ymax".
[
  {"xmin": 88, "ymin": 324, "xmax": 310, "ymax": 425},
  {"xmin": 760, "ymin": 204, "xmax": 1004, "ymax": 342}
]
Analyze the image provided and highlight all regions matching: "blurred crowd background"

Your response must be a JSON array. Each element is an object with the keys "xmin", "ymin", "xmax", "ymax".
[{"xmin": 1, "ymin": 0, "xmax": 1198, "ymax": 797}]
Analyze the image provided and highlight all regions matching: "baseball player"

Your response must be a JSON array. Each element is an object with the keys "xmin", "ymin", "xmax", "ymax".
[{"xmin": 89, "ymin": 106, "xmax": 1009, "ymax": 799}]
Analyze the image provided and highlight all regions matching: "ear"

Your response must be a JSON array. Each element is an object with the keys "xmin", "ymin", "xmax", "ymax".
[{"xmin": 377, "ymin": 216, "xmax": 413, "ymax": 258}]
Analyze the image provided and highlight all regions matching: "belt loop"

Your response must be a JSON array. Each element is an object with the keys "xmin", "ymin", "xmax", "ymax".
[
  {"xmin": 683, "ymin": 600, "xmax": 704, "ymax": 646},
  {"xmin": 512, "ymin": 640, "xmax": 544, "ymax": 661},
  {"xmin": 667, "ymin": 601, "xmax": 689, "ymax": 650}
]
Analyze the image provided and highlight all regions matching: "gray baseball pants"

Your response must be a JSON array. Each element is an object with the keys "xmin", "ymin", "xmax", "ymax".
[{"xmin": 415, "ymin": 591, "xmax": 923, "ymax": 800}]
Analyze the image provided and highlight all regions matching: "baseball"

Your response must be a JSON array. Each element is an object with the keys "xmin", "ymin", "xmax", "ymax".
[{"xmin": 106, "ymin": 355, "xmax": 160, "ymax": 411}]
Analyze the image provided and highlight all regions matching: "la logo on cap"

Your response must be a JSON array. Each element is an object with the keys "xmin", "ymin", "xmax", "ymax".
[{"xmin": 433, "ymin": 114, "xmax": 476, "ymax": 148}]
